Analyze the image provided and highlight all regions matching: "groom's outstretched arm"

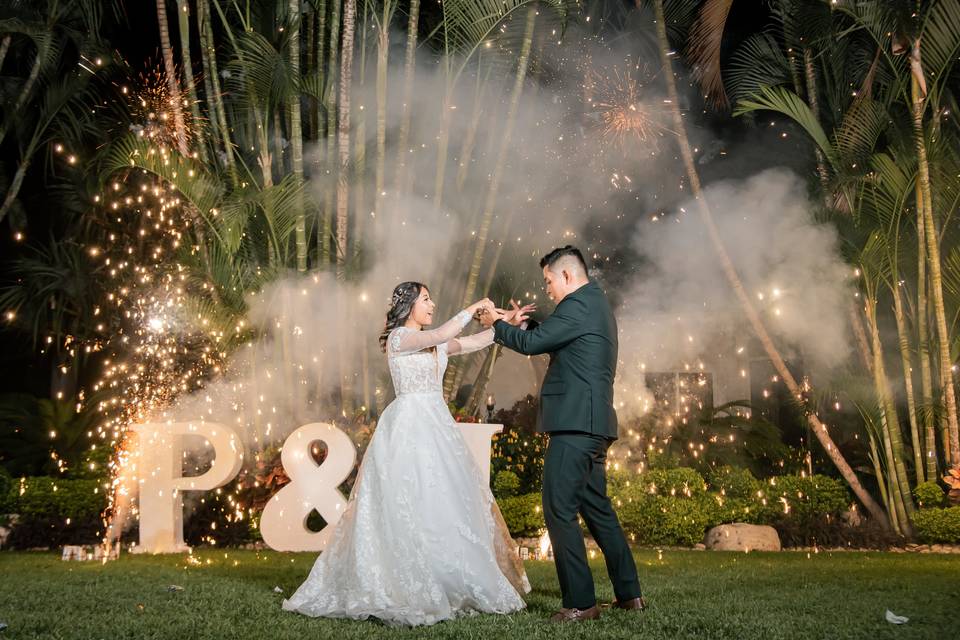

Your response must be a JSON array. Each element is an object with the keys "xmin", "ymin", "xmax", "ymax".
[{"xmin": 493, "ymin": 303, "xmax": 581, "ymax": 355}]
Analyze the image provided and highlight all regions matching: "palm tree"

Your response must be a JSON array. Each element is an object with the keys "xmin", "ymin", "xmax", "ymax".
[
  {"xmin": 649, "ymin": 0, "xmax": 887, "ymax": 523},
  {"xmin": 0, "ymin": 0, "xmax": 111, "ymax": 224},
  {"xmin": 374, "ymin": 1, "xmax": 398, "ymax": 219},
  {"xmin": 321, "ymin": 0, "xmax": 343, "ymax": 264},
  {"xmin": 836, "ymin": 0, "xmax": 960, "ymax": 466},
  {"xmin": 156, "ymin": 0, "xmax": 188, "ymax": 156},
  {"xmin": 392, "ymin": 0, "xmax": 421, "ymax": 195},
  {"xmin": 288, "ymin": 0, "xmax": 308, "ymax": 271},
  {"xmin": 198, "ymin": 0, "xmax": 237, "ymax": 177},
  {"xmin": 176, "ymin": 0, "xmax": 207, "ymax": 162},
  {"xmin": 335, "ymin": 0, "xmax": 356, "ymax": 277}
]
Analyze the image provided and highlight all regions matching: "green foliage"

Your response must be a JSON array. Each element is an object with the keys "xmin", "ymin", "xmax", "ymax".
[
  {"xmin": 0, "ymin": 465, "xmax": 13, "ymax": 513},
  {"xmin": 492, "ymin": 470, "xmax": 521, "ymax": 499},
  {"xmin": 9, "ymin": 477, "xmax": 105, "ymax": 520},
  {"xmin": 607, "ymin": 470, "xmax": 852, "ymax": 547},
  {"xmin": 913, "ymin": 481, "xmax": 946, "ymax": 509},
  {"xmin": 912, "ymin": 507, "xmax": 960, "ymax": 544},
  {"xmin": 616, "ymin": 490, "xmax": 721, "ymax": 547},
  {"xmin": 0, "ymin": 393, "xmax": 109, "ymax": 479},
  {"xmin": 758, "ymin": 474, "xmax": 851, "ymax": 522},
  {"xmin": 706, "ymin": 465, "xmax": 761, "ymax": 499},
  {"xmin": 490, "ymin": 396, "xmax": 546, "ymax": 494},
  {"xmin": 496, "ymin": 492, "xmax": 544, "ymax": 538},
  {"xmin": 628, "ymin": 402, "xmax": 799, "ymax": 478},
  {"xmin": 640, "ymin": 467, "xmax": 708, "ymax": 497}
]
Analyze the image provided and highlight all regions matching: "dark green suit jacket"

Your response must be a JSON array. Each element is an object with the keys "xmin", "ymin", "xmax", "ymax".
[{"xmin": 493, "ymin": 280, "xmax": 619, "ymax": 439}]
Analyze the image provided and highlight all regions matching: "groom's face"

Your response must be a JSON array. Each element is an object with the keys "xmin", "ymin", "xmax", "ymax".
[{"xmin": 543, "ymin": 265, "xmax": 566, "ymax": 303}]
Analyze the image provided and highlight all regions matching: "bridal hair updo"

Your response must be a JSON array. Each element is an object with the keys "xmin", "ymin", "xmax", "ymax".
[{"xmin": 379, "ymin": 281, "xmax": 427, "ymax": 352}]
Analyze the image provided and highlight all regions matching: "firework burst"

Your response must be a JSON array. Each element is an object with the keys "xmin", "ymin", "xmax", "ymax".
[
  {"xmin": 114, "ymin": 63, "xmax": 201, "ymax": 156},
  {"xmin": 588, "ymin": 61, "xmax": 674, "ymax": 150}
]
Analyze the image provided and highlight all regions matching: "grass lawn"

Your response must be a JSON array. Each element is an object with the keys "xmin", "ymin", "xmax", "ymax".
[{"xmin": 0, "ymin": 548, "xmax": 956, "ymax": 639}]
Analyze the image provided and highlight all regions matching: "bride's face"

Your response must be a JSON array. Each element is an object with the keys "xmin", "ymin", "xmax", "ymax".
[{"xmin": 408, "ymin": 287, "xmax": 436, "ymax": 327}]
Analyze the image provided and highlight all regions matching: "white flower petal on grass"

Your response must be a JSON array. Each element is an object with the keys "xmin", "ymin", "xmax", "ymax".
[{"xmin": 885, "ymin": 610, "xmax": 909, "ymax": 625}]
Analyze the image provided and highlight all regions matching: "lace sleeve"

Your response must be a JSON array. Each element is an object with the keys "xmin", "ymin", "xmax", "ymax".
[
  {"xmin": 447, "ymin": 329, "xmax": 494, "ymax": 356},
  {"xmin": 389, "ymin": 310, "xmax": 473, "ymax": 355}
]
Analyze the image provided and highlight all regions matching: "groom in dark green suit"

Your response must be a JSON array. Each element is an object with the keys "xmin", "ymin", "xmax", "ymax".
[{"xmin": 481, "ymin": 245, "xmax": 644, "ymax": 623}]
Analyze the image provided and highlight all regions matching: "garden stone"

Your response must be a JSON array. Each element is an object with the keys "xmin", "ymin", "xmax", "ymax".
[{"xmin": 705, "ymin": 523, "xmax": 781, "ymax": 552}]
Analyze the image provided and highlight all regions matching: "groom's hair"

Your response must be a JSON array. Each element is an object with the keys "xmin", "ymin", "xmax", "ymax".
[{"xmin": 540, "ymin": 245, "xmax": 587, "ymax": 275}]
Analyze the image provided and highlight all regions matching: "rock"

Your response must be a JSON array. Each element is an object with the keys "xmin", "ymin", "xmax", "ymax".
[
  {"xmin": 841, "ymin": 508, "xmax": 862, "ymax": 527},
  {"xmin": 705, "ymin": 523, "xmax": 781, "ymax": 552},
  {"xmin": 694, "ymin": 543, "xmax": 706, "ymax": 550}
]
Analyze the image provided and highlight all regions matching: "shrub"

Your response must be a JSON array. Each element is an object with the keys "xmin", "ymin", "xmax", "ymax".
[
  {"xmin": 913, "ymin": 507, "xmax": 960, "ymax": 544},
  {"xmin": 706, "ymin": 465, "xmax": 761, "ymax": 499},
  {"xmin": 913, "ymin": 481, "xmax": 946, "ymax": 509},
  {"xmin": 758, "ymin": 475, "xmax": 850, "ymax": 522},
  {"xmin": 497, "ymin": 493, "xmax": 544, "ymax": 537},
  {"xmin": 638, "ymin": 468, "xmax": 708, "ymax": 498},
  {"xmin": 493, "ymin": 470, "xmax": 521, "ymax": 499},
  {"xmin": 617, "ymin": 492, "xmax": 720, "ymax": 546},
  {"xmin": 0, "ymin": 466, "xmax": 13, "ymax": 512},
  {"xmin": 2, "ymin": 477, "xmax": 107, "ymax": 549},
  {"xmin": 490, "ymin": 426, "xmax": 546, "ymax": 494},
  {"xmin": 11, "ymin": 477, "xmax": 105, "ymax": 519}
]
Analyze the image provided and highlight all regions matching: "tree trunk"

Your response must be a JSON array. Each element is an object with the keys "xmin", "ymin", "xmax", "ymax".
[
  {"xmin": 199, "ymin": 0, "xmax": 236, "ymax": 177},
  {"xmin": 0, "ymin": 35, "xmax": 11, "ymax": 71},
  {"xmin": 649, "ymin": 0, "xmax": 888, "ymax": 524},
  {"xmin": 375, "ymin": 5, "xmax": 389, "ymax": 220},
  {"xmin": 803, "ymin": 49, "xmax": 832, "ymax": 206},
  {"xmin": 849, "ymin": 303, "xmax": 874, "ymax": 374},
  {"xmin": 911, "ymin": 41, "xmax": 960, "ymax": 465},
  {"xmin": 393, "ymin": 0, "xmax": 420, "ymax": 194},
  {"xmin": 444, "ymin": 7, "xmax": 537, "ymax": 400},
  {"xmin": 322, "ymin": 0, "xmax": 343, "ymax": 265},
  {"xmin": 0, "ymin": 39, "xmax": 44, "ymax": 146},
  {"xmin": 336, "ymin": 0, "xmax": 356, "ymax": 277},
  {"xmin": 916, "ymin": 183, "xmax": 939, "ymax": 478},
  {"xmin": 289, "ymin": 0, "xmax": 308, "ymax": 272},
  {"xmin": 457, "ymin": 7, "xmax": 536, "ymax": 310},
  {"xmin": 176, "ymin": 0, "xmax": 207, "ymax": 162},
  {"xmin": 156, "ymin": 0, "xmax": 189, "ymax": 156},
  {"xmin": 433, "ymin": 96, "xmax": 452, "ymax": 209},
  {"xmin": 864, "ymin": 288, "xmax": 914, "ymax": 529},
  {"xmin": 866, "ymin": 430, "xmax": 896, "ymax": 532},
  {"xmin": 466, "ymin": 345, "xmax": 501, "ymax": 417},
  {"xmin": 892, "ymin": 282, "xmax": 925, "ymax": 484},
  {"xmin": 456, "ymin": 76, "xmax": 486, "ymax": 191},
  {"xmin": 353, "ymin": 0, "xmax": 369, "ymax": 260},
  {"xmin": 0, "ymin": 143, "xmax": 33, "ymax": 224}
]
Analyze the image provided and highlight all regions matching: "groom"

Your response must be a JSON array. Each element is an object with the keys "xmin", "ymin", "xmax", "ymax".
[{"xmin": 481, "ymin": 245, "xmax": 644, "ymax": 623}]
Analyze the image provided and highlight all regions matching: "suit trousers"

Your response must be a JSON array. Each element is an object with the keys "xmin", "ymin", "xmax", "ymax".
[{"xmin": 541, "ymin": 431, "xmax": 642, "ymax": 609}]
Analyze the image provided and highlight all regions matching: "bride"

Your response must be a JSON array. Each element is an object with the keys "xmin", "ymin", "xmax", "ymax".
[{"xmin": 282, "ymin": 281, "xmax": 535, "ymax": 626}]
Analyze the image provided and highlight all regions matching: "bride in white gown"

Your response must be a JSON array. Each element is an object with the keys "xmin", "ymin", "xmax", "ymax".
[{"xmin": 282, "ymin": 281, "xmax": 534, "ymax": 626}]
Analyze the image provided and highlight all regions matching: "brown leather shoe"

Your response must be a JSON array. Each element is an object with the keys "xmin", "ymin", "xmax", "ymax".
[
  {"xmin": 611, "ymin": 596, "xmax": 647, "ymax": 611},
  {"xmin": 549, "ymin": 605, "xmax": 601, "ymax": 623}
]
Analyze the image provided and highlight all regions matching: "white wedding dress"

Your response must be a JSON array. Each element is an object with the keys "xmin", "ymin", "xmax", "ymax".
[{"xmin": 282, "ymin": 310, "xmax": 530, "ymax": 626}]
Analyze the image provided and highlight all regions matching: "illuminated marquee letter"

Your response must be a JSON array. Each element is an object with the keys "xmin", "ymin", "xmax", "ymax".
[{"xmin": 134, "ymin": 422, "xmax": 243, "ymax": 553}]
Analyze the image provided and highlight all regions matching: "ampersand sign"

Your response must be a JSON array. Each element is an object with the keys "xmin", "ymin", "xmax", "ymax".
[{"xmin": 259, "ymin": 422, "xmax": 357, "ymax": 551}]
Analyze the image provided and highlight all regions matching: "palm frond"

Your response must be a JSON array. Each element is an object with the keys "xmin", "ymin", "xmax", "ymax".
[
  {"xmin": 734, "ymin": 85, "xmax": 837, "ymax": 168},
  {"xmin": 920, "ymin": 0, "xmax": 960, "ymax": 86},
  {"xmin": 727, "ymin": 33, "xmax": 792, "ymax": 105},
  {"xmin": 439, "ymin": 0, "xmax": 574, "ymax": 80},
  {"xmin": 685, "ymin": 0, "xmax": 734, "ymax": 110}
]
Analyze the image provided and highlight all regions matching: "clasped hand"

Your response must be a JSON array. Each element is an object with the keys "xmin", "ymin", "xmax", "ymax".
[{"xmin": 472, "ymin": 299, "xmax": 535, "ymax": 329}]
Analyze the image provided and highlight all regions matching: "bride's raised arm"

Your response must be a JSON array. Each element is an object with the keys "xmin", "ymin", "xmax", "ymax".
[
  {"xmin": 389, "ymin": 309, "xmax": 474, "ymax": 355},
  {"xmin": 447, "ymin": 329, "xmax": 494, "ymax": 356}
]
